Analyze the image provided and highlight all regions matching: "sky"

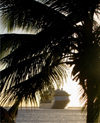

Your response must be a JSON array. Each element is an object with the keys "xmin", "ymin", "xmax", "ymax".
[{"xmin": 62, "ymin": 67, "xmax": 84, "ymax": 108}]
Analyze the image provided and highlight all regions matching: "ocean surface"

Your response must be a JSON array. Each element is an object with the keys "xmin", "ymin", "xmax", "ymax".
[{"xmin": 16, "ymin": 108, "xmax": 86, "ymax": 123}]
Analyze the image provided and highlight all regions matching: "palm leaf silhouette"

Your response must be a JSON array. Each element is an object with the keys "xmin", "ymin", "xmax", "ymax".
[{"xmin": 0, "ymin": 0, "xmax": 100, "ymax": 122}]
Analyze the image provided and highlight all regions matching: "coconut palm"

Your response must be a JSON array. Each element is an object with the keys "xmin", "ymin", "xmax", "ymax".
[{"xmin": 0, "ymin": 0, "xmax": 100, "ymax": 123}]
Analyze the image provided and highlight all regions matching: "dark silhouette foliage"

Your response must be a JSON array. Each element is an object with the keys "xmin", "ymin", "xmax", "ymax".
[{"xmin": 0, "ymin": 0, "xmax": 100, "ymax": 122}]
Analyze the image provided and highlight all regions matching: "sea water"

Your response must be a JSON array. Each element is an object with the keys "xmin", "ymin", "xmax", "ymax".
[{"xmin": 16, "ymin": 108, "xmax": 86, "ymax": 123}]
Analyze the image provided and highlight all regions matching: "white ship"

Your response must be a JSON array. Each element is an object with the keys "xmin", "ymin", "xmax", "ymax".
[
  {"xmin": 52, "ymin": 89, "xmax": 70, "ymax": 109},
  {"xmin": 40, "ymin": 89, "xmax": 70, "ymax": 109}
]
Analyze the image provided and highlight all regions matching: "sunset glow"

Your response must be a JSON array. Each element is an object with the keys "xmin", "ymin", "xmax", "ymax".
[
  {"xmin": 61, "ymin": 67, "xmax": 84, "ymax": 108},
  {"xmin": 63, "ymin": 77, "xmax": 83, "ymax": 107}
]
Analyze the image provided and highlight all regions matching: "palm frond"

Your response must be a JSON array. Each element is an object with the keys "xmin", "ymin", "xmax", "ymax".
[
  {"xmin": 0, "ymin": 34, "xmax": 20, "ymax": 59},
  {"xmin": 0, "ymin": 0, "xmax": 50, "ymax": 31},
  {"xmin": 0, "ymin": 0, "xmax": 67, "ymax": 31},
  {"xmin": 0, "ymin": 33, "xmax": 70, "ymax": 106},
  {"xmin": 0, "ymin": 0, "xmax": 87, "ymax": 32},
  {"xmin": 0, "ymin": 49, "xmax": 67, "ymax": 107},
  {"xmin": 46, "ymin": 0, "xmax": 100, "ymax": 14}
]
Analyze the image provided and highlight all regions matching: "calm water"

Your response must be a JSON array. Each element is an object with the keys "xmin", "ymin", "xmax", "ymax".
[{"xmin": 16, "ymin": 108, "xmax": 86, "ymax": 123}]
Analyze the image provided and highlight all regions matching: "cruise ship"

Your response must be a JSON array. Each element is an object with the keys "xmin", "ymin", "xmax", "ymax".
[{"xmin": 40, "ymin": 89, "xmax": 70, "ymax": 109}]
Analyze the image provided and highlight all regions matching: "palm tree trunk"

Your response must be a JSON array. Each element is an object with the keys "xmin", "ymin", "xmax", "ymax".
[
  {"xmin": 87, "ymin": 93, "xmax": 95, "ymax": 123},
  {"xmin": 83, "ymin": 13, "xmax": 96, "ymax": 123}
]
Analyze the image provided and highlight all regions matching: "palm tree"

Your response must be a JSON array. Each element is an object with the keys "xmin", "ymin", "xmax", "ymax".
[{"xmin": 0, "ymin": 0, "xmax": 100, "ymax": 122}]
